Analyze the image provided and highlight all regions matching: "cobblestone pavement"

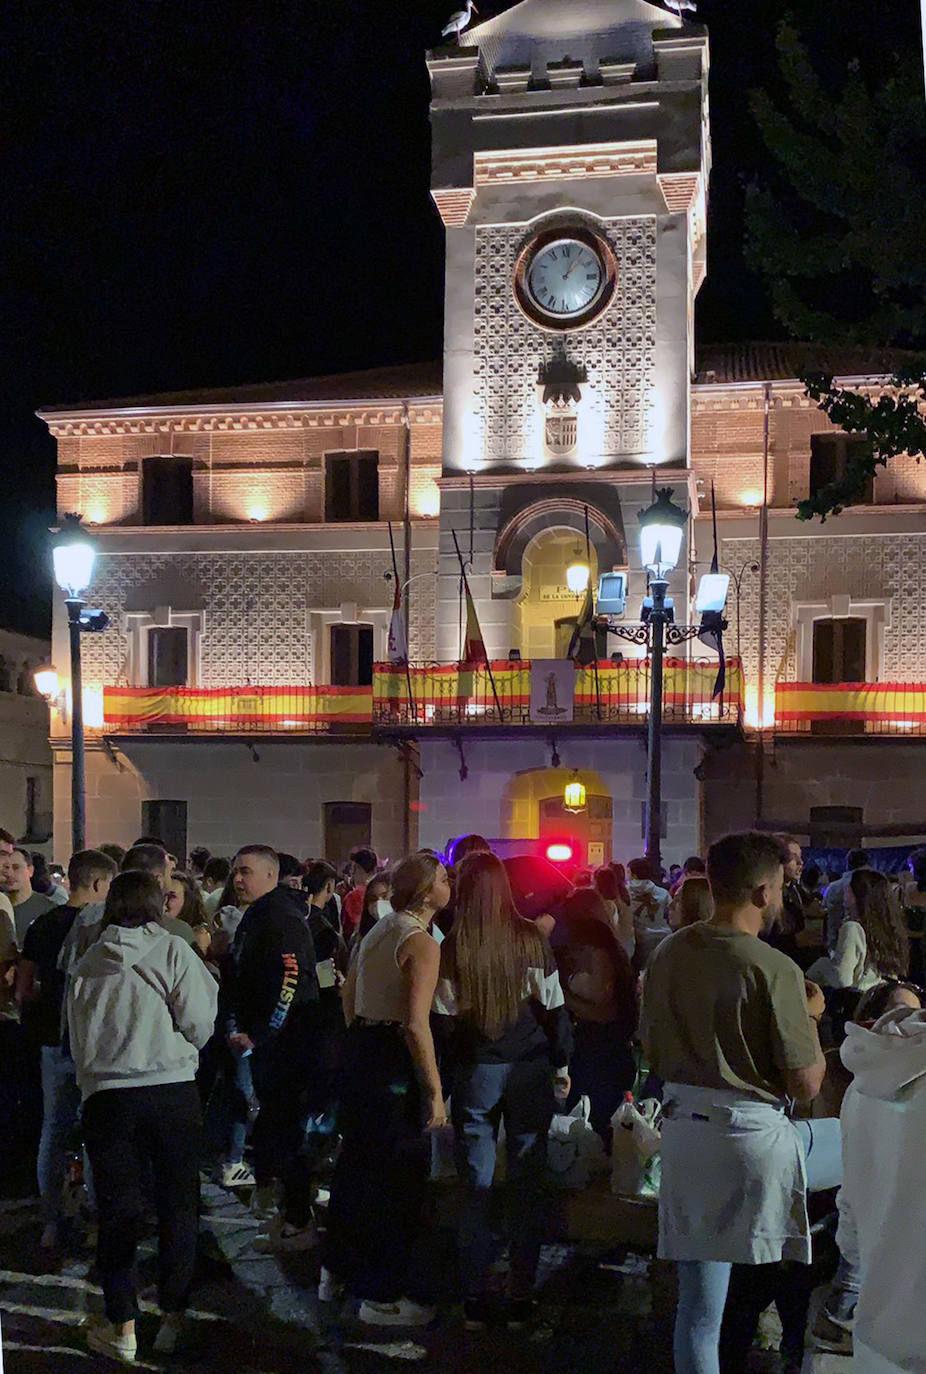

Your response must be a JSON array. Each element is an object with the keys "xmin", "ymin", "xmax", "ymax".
[{"xmin": 0, "ymin": 1188, "xmax": 854, "ymax": 1373}]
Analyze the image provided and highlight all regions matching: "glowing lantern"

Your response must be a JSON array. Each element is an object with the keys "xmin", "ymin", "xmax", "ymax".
[
  {"xmin": 33, "ymin": 665, "xmax": 60, "ymax": 699},
  {"xmin": 564, "ymin": 771, "xmax": 587, "ymax": 813},
  {"xmin": 638, "ymin": 487, "xmax": 687, "ymax": 579},
  {"xmin": 566, "ymin": 559, "xmax": 590, "ymax": 594}
]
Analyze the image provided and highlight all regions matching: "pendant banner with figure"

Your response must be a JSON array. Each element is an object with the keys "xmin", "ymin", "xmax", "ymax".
[{"xmin": 530, "ymin": 659, "xmax": 575, "ymax": 724}]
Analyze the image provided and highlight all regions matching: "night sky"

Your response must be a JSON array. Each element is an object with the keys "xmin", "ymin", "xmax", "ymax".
[{"xmin": 1, "ymin": 0, "xmax": 916, "ymax": 637}]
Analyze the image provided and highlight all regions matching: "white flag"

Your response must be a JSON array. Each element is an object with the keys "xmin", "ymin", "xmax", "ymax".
[{"xmin": 387, "ymin": 583, "xmax": 408, "ymax": 665}]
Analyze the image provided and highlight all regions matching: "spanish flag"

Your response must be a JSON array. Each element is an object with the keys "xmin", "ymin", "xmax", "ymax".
[{"xmin": 463, "ymin": 583, "xmax": 488, "ymax": 664}]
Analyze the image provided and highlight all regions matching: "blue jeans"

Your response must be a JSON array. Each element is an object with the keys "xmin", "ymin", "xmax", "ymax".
[
  {"xmin": 38, "ymin": 1046, "xmax": 83, "ymax": 1225},
  {"xmin": 452, "ymin": 1057, "xmax": 555, "ymax": 1299},
  {"xmin": 674, "ymin": 1116, "xmax": 842, "ymax": 1374},
  {"xmin": 226, "ymin": 1052, "xmax": 255, "ymax": 1164}
]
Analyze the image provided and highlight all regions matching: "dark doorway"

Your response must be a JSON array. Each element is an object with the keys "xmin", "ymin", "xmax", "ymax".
[
  {"xmin": 323, "ymin": 801, "xmax": 372, "ymax": 870},
  {"xmin": 330, "ymin": 624, "xmax": 374, "ymax": 686},
  {"xmin": 141, "ymin": 800, "xmax": 188, "ymax": 866},
  {"xmin": 811, "ymin": 618, "xmax": 867, "ymax": 736},
  {"xmin": 148, "ymin": 627, "xmax": 189, "ymax": 687}
]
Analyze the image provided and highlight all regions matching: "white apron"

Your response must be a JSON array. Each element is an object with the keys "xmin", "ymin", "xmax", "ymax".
[{"xmin": 658, "ymin": 1082, "xmax": 811, "ymax": 1265}]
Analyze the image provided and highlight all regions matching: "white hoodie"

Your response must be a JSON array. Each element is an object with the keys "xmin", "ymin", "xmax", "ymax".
[
  {"xmin": 68, "ymin": 921, "xmax": 218, "ymax": 1101},
  {"xmin": 839, "ymin": 1007, "xmax": 926, "ymax": 1374}
]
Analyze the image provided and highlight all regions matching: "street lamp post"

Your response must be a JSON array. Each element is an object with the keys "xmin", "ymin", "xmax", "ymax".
[
  {"xmin": 599, "ymin": 489, "xmax": 691, "ymax": 872},
  {"xmin": 637, "ymin": 490, "xmax": 687, "ymax": 872},
  {"xmin": 52, "ymin": 516, "xmax": 98, "ymax": 854}
]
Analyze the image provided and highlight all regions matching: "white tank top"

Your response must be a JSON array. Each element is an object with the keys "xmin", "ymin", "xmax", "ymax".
[{"xmin": 355, "ymin": 910, "xmax": 433, "ymax": 1023}]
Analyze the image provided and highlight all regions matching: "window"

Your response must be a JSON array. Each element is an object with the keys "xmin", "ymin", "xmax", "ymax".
[
  {"xmin": 142, "ymin": 456, "xmax": 194, "ymax": 525},
  {"xmin": 147, "ymin": 627, "xmax": 189, "ymax": 688},
  {"xmin": 323, "ymin": 802, "xmax": 372, "ymax": 869},
  {"xmin": 809, "ymin": 434, "xmax": 874, "ymax": 505},
  {"xmin": 330, "ymin": 624, "xmax": 374, "ymax": 687},
  {"xmin": 812, "ymin": 618, "xmax": 867, "ymax": 684},
  {"xmin": 325, "ymin": 451, "xmax": 379, "ymax": 522},
  {"xmin": 812, "ymin": 618, "xmax": 866, "ymax": 736},
  {"xmin": 141, "ymin": 800, "xmax": 188, "ymax": 866}
]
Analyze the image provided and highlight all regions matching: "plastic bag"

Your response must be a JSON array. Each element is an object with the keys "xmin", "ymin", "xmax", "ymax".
[
  {"xmin": 610, "ymin": 1092, "xmax": 662, "ymax": 1197},
  {"xmin": 546, "ymin": 1095, "xmax": 608, "ymax": 1190}
]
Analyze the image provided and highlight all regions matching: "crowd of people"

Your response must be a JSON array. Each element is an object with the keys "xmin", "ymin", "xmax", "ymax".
[{"xmin": 0, "ymin": 822, "xmax": 924, "ymax": 1372}]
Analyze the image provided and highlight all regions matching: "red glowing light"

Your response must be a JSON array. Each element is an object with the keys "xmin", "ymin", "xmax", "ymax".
[{"xmin": 545, "ymin": 843, "xmax": 574, "ymax": 864}]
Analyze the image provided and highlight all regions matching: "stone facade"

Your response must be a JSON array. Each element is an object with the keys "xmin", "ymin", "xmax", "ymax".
[
  {"xmin": 39, "ymin": 3, "xmax": 926, "ymax": 859},
  {"xmin": 0, "ymin": 628, "xmax": 53, "ymax": 845}
]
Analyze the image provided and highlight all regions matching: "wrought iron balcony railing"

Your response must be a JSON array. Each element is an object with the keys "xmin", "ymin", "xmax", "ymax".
[
  {"xmin": 372, "ymin": 659, "xmax": 743, "ymax": 728},
  {"xmin": 99, "ymin": 659, "xmax": 743, "ymax": 736}
]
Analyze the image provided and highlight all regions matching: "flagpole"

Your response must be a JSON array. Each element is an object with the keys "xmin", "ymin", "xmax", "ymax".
[
  {"xmin": 388, "ymin": 521, "xmax": 416, "ymax": 725},
  {"xmin": 584, "ymin": 505, "xmax": 602, "ymax": 721},
  {"xmin": 451, "ymin": 527, "xmax": 504, "ymax": 723}
]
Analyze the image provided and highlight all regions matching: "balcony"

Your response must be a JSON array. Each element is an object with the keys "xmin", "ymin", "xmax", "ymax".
[
  {"xmin": 102, "ymin": 685, "xmax": 373, "ymax": 736},
  {"xmin": 101, "ymin": 659, "xmax": 743, "ymax": 737},
  {"xmin": 775, "ymin": 682, "xmax": 926, "ymax": 737}
]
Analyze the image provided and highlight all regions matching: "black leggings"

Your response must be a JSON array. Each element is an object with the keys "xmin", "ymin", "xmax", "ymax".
[
  {"xmin": 324, "ymin": 1023, "xmax": 430, "ymax": 1302},
  {"xmin": 83, "ymin": 1081, "xmax": 201, "ymax": 1324}
]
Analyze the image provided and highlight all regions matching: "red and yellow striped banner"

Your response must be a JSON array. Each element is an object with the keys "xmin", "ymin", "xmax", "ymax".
[
  {"xmin": 103, "ymin": 685, "xmax": 372, "ymax": 729},
  {"xmin": 776, "ymin": 681, "xmax": 926, "ymax": 723}
]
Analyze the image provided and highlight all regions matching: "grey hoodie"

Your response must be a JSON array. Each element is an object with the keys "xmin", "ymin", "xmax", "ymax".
[
  {"xmin": 67, "ymin": 921, "xmax": 218, "ymax": 1101},
  {"xmin": 839, "ymin": 1007, "xmax": 926, "ymax": 1374}
]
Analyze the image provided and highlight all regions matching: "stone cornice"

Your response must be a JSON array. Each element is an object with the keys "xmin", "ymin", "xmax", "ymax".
[
  {"xmin": 691, "ymin": 381, "xmax": 889, "ymax": 411},
  {"xmin": 473, "ymin": 139, "xmax": 657, "ymax": 186},
  {"xmin": 44, "ymin": 403, "xmax": 443, "ymax": 438},
  {"xmin": 439, "ymin": 466, "xmax": 693, "ymax": 490}
]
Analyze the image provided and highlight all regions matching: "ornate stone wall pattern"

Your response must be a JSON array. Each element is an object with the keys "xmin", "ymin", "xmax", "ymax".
[
  {"xmin": 81, "ymin": 548, "xmax": 438, "ymax": 691},
  {"xmin": 473, "ymin": 217, "xmax": 657, "ymax": 462}
]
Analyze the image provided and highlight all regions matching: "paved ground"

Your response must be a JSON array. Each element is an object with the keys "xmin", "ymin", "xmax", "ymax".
[{"xmin": 0, "ymin": 1187, "xmax": 854, "ymax": 1373}]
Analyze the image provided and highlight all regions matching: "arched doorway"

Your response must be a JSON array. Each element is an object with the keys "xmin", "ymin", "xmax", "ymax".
[
  {"xmin": 517, "ymin": 527, "xmax": 601, "ymax": 659},
  {"xmin": 502, "ymin": 767, "xmax": 613, "ymax": 867}
]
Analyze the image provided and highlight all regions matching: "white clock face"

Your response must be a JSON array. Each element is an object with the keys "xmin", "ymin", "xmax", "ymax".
[{"xmin": 526, "ymin": 238, "xmax": 606, "ymax": 319}]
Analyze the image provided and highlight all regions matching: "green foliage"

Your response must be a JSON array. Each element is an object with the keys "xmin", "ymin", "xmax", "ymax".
[
  {"xmin": 797, "ymin": 368, "xmax": 926, "ymax": 521},
  {"xmin": 745, "ymin": 20, "xmax": 926, "ymax": 347}
]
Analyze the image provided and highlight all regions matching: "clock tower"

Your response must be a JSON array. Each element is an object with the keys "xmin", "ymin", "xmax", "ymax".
[{"xmin": 427, "ymin": 0, "xmax": 710, "ymax": 659}]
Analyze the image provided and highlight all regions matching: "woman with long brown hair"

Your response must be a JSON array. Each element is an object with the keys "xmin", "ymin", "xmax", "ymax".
[
  {"xmin": 435, "ymin": 851, "xmax": 572, "ymax": 1328},
  {"xmin": 322, "ymin": 851, "xmax": 450, "ymax": 1326},
  {"xmin": 829, "ymin": 868, "xmax": 910, "ymax": 990}
]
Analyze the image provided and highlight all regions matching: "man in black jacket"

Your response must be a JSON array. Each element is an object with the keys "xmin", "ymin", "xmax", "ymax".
[{"xmin": 225, "ymin": 845, "xmax": 320, "ymax": 1251}]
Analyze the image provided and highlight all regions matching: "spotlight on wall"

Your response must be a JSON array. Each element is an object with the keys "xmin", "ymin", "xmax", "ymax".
[{"xmin": 247, "ymin": 505, "xmax": 269, "ymax": 523}]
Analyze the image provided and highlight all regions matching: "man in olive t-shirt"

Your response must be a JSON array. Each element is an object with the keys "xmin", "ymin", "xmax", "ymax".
[{"xmin": 641, "ymin": 832, "xmax": 826, "ymax": 1374}]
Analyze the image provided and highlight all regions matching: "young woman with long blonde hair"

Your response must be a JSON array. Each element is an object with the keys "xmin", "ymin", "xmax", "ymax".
[
  {"xmin": 434, "ymin": 851, "xmax": 572, "ymax": 1327},
  {"xmin": 322, "ymin": 851, "xmax": 450, "ymax": 1327}
]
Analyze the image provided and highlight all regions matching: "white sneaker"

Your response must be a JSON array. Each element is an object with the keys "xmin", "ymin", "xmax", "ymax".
[
  {"xmin": 314, "ymin": 1185, "xmax": 331, "ymax": 1206},
  {"xmin": 358, "ymin": 1297, "xmax": 436, "ymax": 1328},
  {"xmin": 153, "ymin": 1317, "xmax": 185, "ymax": 1354},
  {"xmin": 253, "ymin": 1218, "xmax": 320, "ymax": 1253},
  {"xmin": 318, "ymin": 1265, "xmax": 345, "ymax": 1302},
  {"xmin": 219, "ymin": 1161, "xmax": 256, "ymax": 1188},
  {"xmin": 85, "ymin": 1317, "xmax": 137, "ymax": 1363}
]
